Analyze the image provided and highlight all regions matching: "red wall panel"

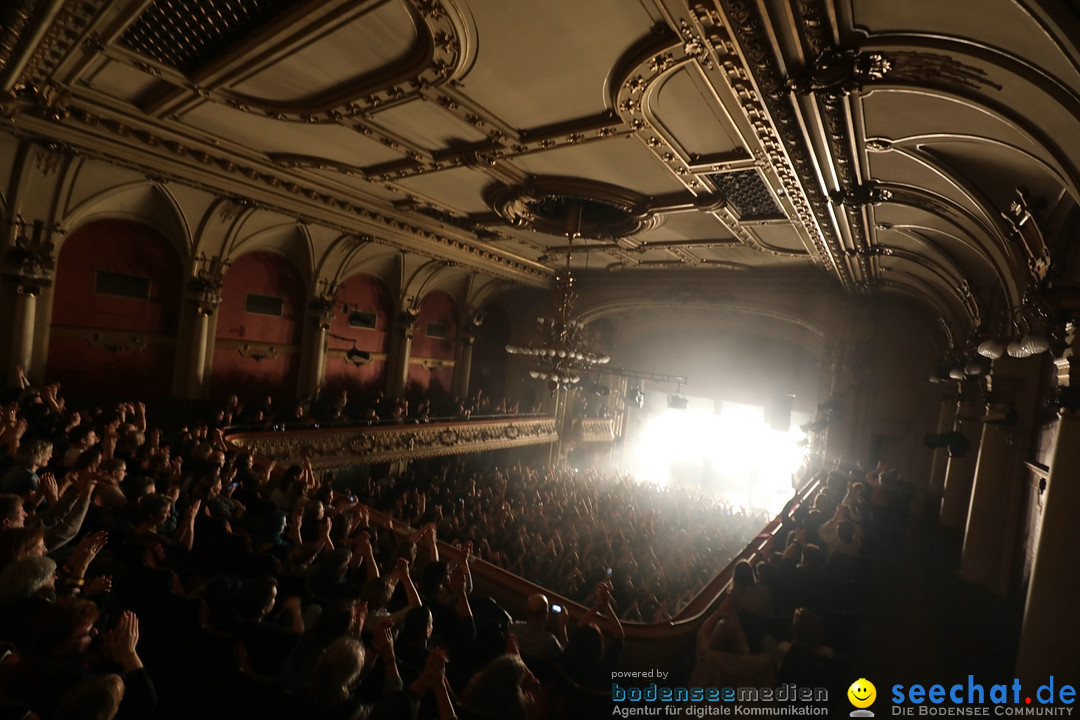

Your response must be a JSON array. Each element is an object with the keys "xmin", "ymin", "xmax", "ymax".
[
  {"xmin": 47, "ymin": 219, "xmax": 182, "ymax": 399},
  {"xmin": 323, "ymin": 274, "xmax": 391, "ymax": 394},
  {"xmin": 210, "ymin": 251, "xmax": 304, "ymax": 399},
  {"xmin": 406, "ymin": 291, "xmax": 457, "ymax": 394}
]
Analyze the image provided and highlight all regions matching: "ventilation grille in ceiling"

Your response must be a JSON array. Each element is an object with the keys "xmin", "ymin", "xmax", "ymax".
[
  {"xmin": 120, "ymin": 0, "xmax": 298, "ymax": 73},
  {"xmin": 709, "ymin": 170, "xmax": 786, "ymax": 222}
]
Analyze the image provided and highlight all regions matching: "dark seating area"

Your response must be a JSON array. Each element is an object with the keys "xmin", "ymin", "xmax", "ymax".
[{"xmin": 0, "ymin": 378, "xmax": 892, "ymax": 720}]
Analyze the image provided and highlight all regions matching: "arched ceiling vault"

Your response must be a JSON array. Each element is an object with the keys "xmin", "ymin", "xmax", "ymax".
[{"xmin": 2, "ymin": 0, "xmax": 1079, "ymax": 350}]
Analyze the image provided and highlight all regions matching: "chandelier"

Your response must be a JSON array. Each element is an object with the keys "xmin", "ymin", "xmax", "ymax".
[{"xmin": 506, "ymin": 204, "xmax": 610, "ymax": 391}]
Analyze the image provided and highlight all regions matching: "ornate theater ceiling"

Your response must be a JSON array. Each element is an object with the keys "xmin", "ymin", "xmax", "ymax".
[{"xmin": 2, "ymin": 0, "xmax": 1079, "ymax": 343}]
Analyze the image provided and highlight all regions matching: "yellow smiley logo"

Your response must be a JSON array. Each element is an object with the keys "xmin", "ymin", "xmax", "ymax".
[{"xmin": 848, "ymin": 678, "xmax": 876, "ymax": 709}]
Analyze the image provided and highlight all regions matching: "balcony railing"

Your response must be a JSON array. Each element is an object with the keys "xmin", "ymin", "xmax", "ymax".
[
  {"xmin": 227, "ymin": 415, "xmax": 559, "ymax": 469},
  {"xmin": 577, "ymin": 416, "xmax": 617, "ymax": 443}
]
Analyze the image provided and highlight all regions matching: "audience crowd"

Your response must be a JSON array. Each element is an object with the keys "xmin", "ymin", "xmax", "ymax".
[
  {"xmin": 362, "ymin": 461, "xmax": 769, "ymax": 620},
  {"xmin": 0, "ymin": 367, "xmax": 914, "ymax": 719}
]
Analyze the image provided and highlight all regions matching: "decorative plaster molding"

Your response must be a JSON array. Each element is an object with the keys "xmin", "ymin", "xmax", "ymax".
[{"xmin": 227, "ymin": 417, "xmax": 558, "ymax": 469}]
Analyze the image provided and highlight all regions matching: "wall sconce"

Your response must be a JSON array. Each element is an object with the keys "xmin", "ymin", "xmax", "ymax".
[
  {"xmin": 345, "ymin": 346, "xmax": 373, "ymax": 366},
  {"xmin": 88, "ymin": 332, "xmax": 146, "ymax": 353},
  {"xmin": 237, "ymin": 343, "xmax": 279, "ymax": 361}
]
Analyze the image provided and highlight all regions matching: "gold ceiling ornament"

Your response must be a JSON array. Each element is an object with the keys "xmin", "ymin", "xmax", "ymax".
[{"xmin": 506, "ymin": 204, "xmax": 610, "ymax": 393}]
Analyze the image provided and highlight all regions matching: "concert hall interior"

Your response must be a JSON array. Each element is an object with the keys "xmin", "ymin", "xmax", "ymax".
[{"xmin": 2, "ymin": 0, "xmax": 1080, "ymax": 717}]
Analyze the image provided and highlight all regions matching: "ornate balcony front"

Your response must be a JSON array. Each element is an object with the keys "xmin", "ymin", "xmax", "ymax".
[
  {"xmin": 226, "ymin": 416, "xmax": 558, "ymax": 470},
  {"xmin": 577, "ymin": 417, "xmax": 617, "ymax": 443}
]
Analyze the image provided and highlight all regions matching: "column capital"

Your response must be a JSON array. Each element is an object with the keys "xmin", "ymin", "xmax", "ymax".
[
  {"xmin": 311, "ymin": 279, "xmax": 341, "ymax": 330},
  {"xmin": 396, "ymin": 308, "xmax": 419, "ymax": 339},
  {"xmin": 1048, "ymin": 320, "xmax": 1080, "ymax": 417},
  {"xmin": 4, "ymin": 219, "xmax": 57, "ymax": 282},
  {"xmin": 15, "ymin": 282, "xmax": 41, "ymax": 297},
  {"xmin": 190, "ymin": 254, "xmax": 227, "ymax": 315},
  {"xmin": 1054, "ymin": 319, "xmax": 1079, "ymax": 386}
]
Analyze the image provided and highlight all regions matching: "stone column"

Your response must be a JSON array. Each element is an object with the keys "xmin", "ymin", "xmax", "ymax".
[
  {"xmin": 299, "ymin": 295, "xmax": 335, "ymax": 399},
  {"xmin": 958, "ymin": 357, "xmax": 1040, "ymax": 594},
  {"xmin": 386, "ymin": 310, "xmax": 417, "ymax": 398},
  {"xmin": 183, "ymin": 258, "xmax": 226, "ymax": 400},
  {"xmin": 187, "ymin": 308, "xmax": 211, "ymax": 398},
  {"xmin": 926, "ymin": 390, "xmax": 958, "ymax": 507},
  {"xmin": 939, "ymin": 383, "xmax": 985, "ymax": 528},
  {"xmin": 1016, "ymin": 324, "xmax": 1080, "ymax": 683},
  {"xmin": 304, "ymin": 323, "xmax": 328, "ymax": 398},
  {"xmin": 8, "ymin": 283, "xmax": 38, "ymax": 386},
  {"xmin": 452, "ymin": 331, "xmax": 475, "ymax": 399}
]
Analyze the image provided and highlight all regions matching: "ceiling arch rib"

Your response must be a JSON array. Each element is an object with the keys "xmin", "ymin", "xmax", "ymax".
[
  {"xmin": 861, "ymin": 32, "xmax": 1080, "ymax": 145},
  {"xmin": 878, "ymin": 261, "xmax": 980, "ymax": 330},
  {"xmin": 877, "ymin": 278, "xmax": 971, "ymax": 338},
  {"xmin": 880, "ymin": 225, "xmax": 983, "ymax": 291},
  {"xmin": 889, "ymin": 142, "xmax": 1026, "ymax": 261},
  {"xmin": 880, "ymin": 245, "xmax": 969, "ymax": 301},
  {"xmin": 862, "ymin": 77, "xmax": 1080, "ymax": 204},
  {"xmin": 877, "ymin": 183, "xmax": 1022, "ymax": 305},
  {"xmin": 885, "ymin": 132, "xmax": 1073, "ymax": 197}
]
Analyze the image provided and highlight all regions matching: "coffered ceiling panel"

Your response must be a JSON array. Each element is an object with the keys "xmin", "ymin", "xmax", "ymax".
[
  {"xmin": 638, "ymin": 212, "xmax": 737, "ymax": 242},
  {"xmin": 458, "ymin": 0, "xmax": 658, "ymax": 127},
  {"xmin": 180, "ymin": 103, "xmax": 403, "ymax": 162},
  {"xmin": 741, "ymin": 225, "xmax": 814, "ymax": 259},
  {"xmin": 83, "ymin": 60, "xmax": 161, "ymax": 101},
  {"xmin": 393, "ymin": 167, "xmax": 501, "ymax": 214},
  {"xmin": 650, "ymin": 67, "xmax": 746, "ymax": 157},
  {"xmin": 372, "ymin": 99, "xmax": 491, "ymax": 149},
  {"xmin": 228, "ymin": 2, "xmax": 418, "ymax": 102},
  {"xmin": 512, "ymin": 142, "xmax": 686, "ymax": 197}
]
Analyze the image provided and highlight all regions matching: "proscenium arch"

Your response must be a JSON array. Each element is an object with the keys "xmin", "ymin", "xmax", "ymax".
[{"xmin": 577, "ymin": 300, "xmax": 840, "ymax": 369}]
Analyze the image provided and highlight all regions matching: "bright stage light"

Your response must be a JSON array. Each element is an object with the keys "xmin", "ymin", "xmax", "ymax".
[{"xmin": 624, "ymin": 397, "xmax": 808, "ymax": 515}]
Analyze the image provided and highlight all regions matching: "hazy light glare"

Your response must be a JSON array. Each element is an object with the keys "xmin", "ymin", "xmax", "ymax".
[{"xmin": 626, "ymin": 397, "xmax": 807, "ymax": 516}]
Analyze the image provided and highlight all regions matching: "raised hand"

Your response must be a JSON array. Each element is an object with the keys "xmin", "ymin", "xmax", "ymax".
[
  {"xmin": 84, "ymin": 575, "xmax": 113, "ymax": 596},
  {"xmin": 103, "ymin": 610, "xmax": 142, "ymax": 670},
  {"xmin": 69, "ymin": 530, "xmax": 108, "ymax": 576},
  {"xmin": 372, "ymin": 617, "xmax": 396, "ymax": 661},
  {"xmin": 39, "ymin": 472, "xmax": 58, "ymax": 505},
  {"xmin": 390, "ymin": 556, "xmax": 410, "ymax": 580}
]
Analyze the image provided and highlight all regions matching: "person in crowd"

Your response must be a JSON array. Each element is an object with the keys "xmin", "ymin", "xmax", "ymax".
[
  {"xmin": 461, "ymin": 651, "xmax": 543, "ymax": 720},
  {"xmin": 558, "ymin": 581, "xmax": 624, "ymax": 690},
  {"xmin": 1, "ymin": 438, "xmax": 53, "ymax": 496},
  {"xmin": 775, "ymin": 607, "xmax": 835, "ymax": 685},
  {"xmin": 509, "ymin": 593, "xmax": 568, "ymax": 662},
  {"xmin": 688, "ymin": 605, "xmax": 775, "ymax": 689}
]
